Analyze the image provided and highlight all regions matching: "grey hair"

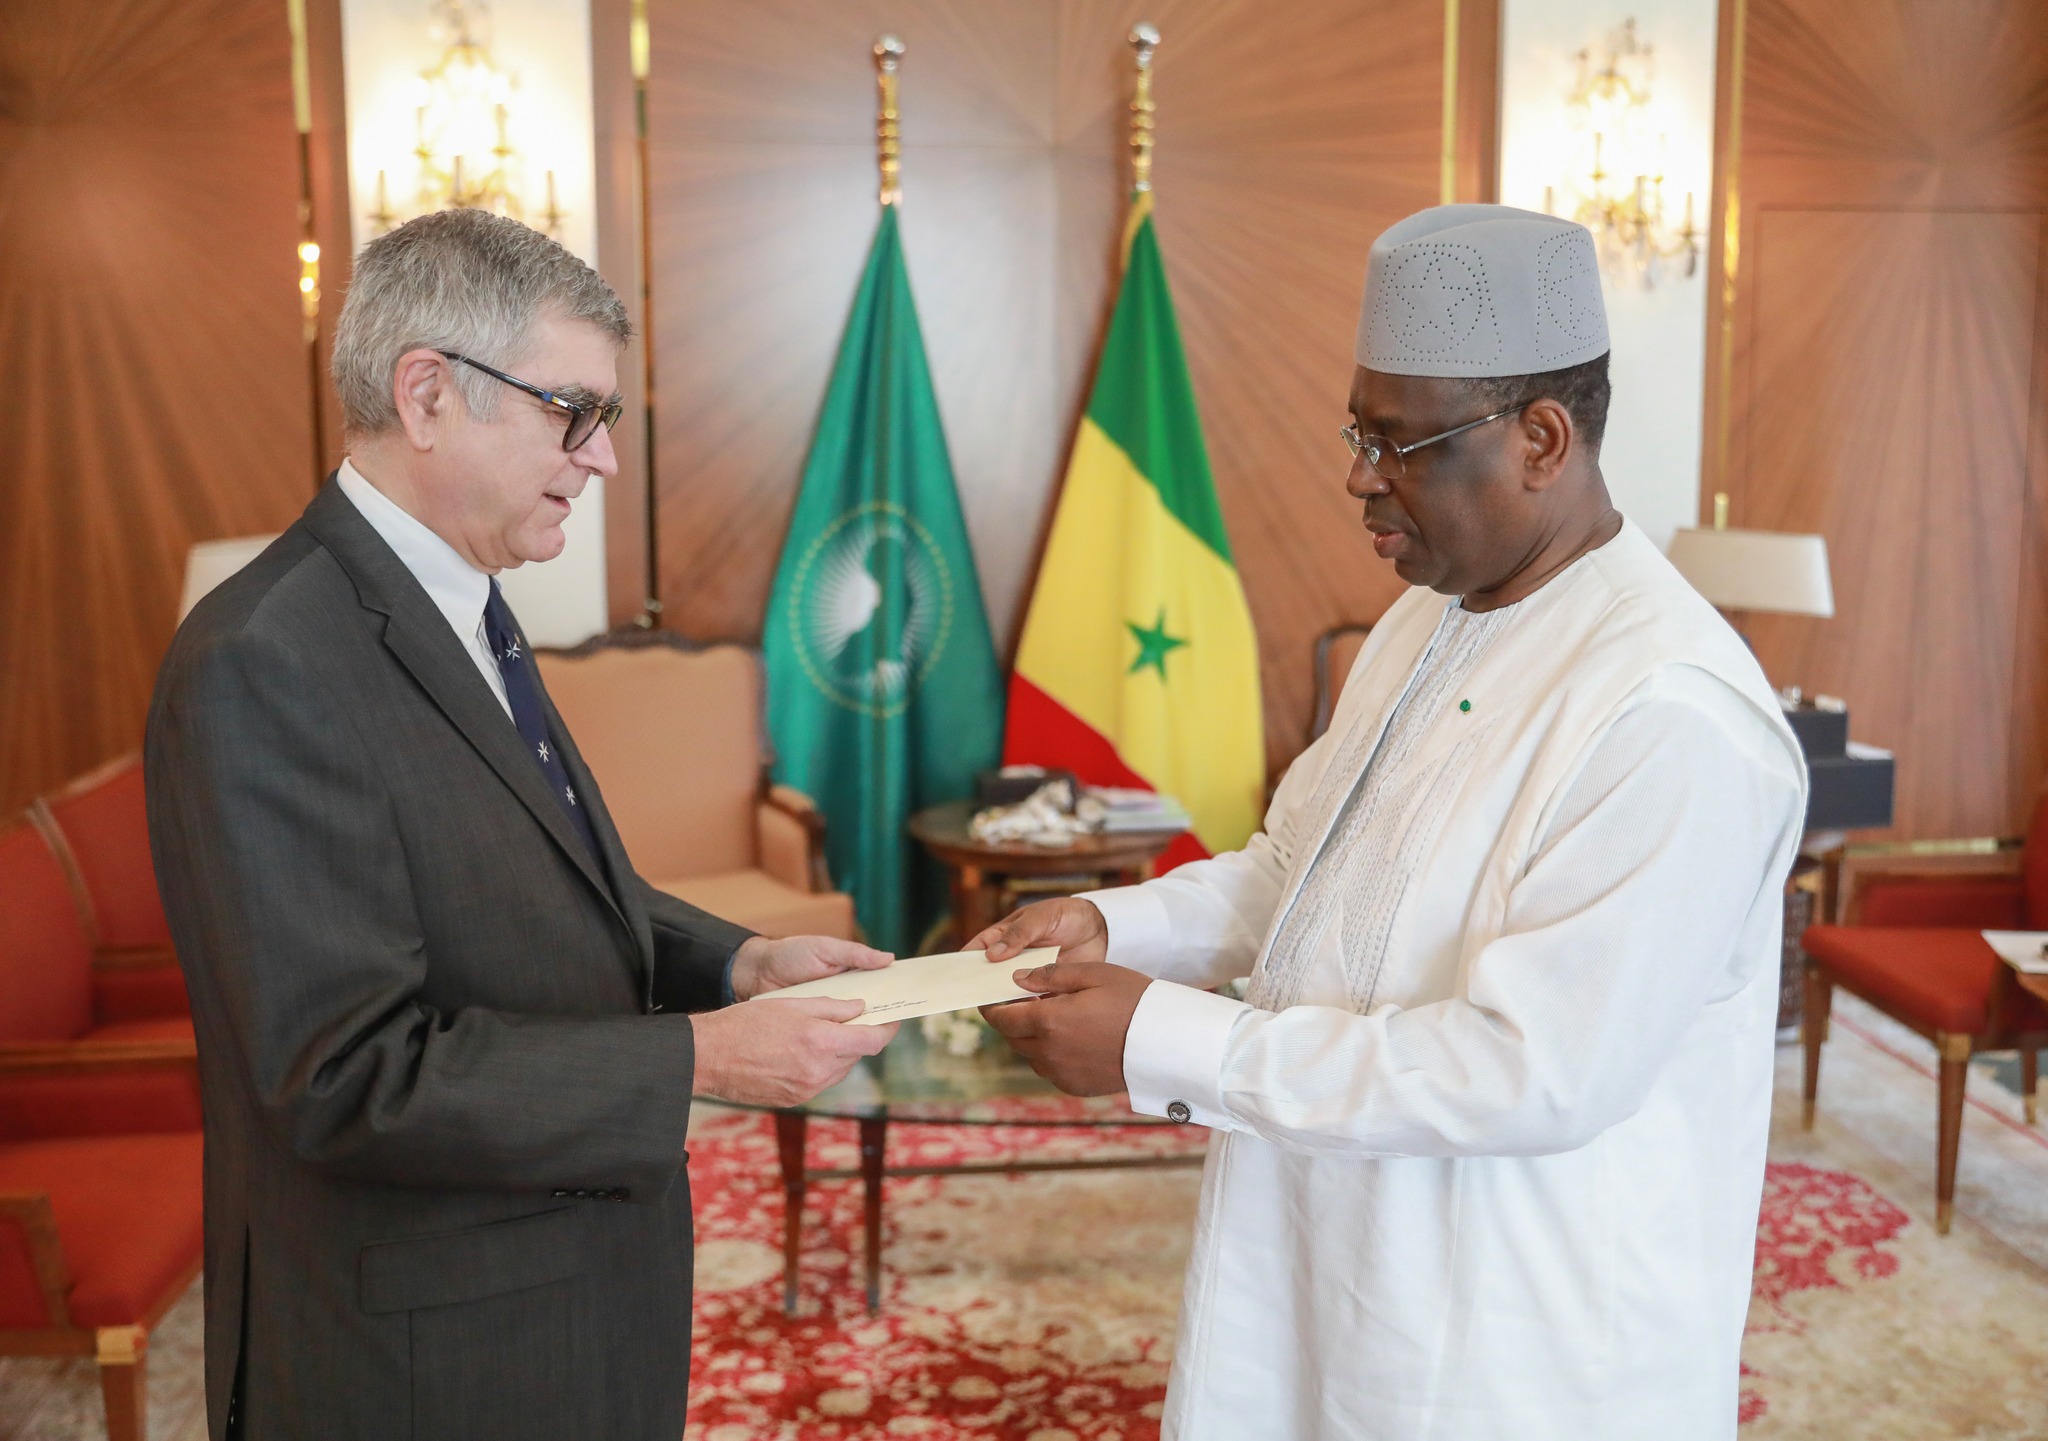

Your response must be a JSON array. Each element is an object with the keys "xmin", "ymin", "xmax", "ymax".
[{"xmin": 331, "ymin": 208, "xmax": 631, "ymax": 437}]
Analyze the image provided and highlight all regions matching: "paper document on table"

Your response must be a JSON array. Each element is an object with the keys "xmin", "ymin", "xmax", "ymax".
[
  {"xmin": 761, "ymin": 948, "xmax": 1056, "ymax": 1025},
  {"xmin": 1982, "ymin": 931, "xmax": 2048, "ymax": 974}
]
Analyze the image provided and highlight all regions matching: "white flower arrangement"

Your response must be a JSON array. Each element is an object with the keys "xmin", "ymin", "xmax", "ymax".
[{"xmin": 922, "ymin": 1008, "xmax": 990, "ymax": 1057}]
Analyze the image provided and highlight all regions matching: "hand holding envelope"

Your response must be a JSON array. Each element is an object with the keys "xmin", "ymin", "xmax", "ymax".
[
  {"xmin": 966, "ymin": 897, "xmax": 1149, "ymax": 1097},
  {"xmin": 762, "ymin": 947, "xmax": 1057, "ymax": 1023},
  {"xmin": 766, "ymin": 897, "xmax": 1148, "ymax": 1099}
]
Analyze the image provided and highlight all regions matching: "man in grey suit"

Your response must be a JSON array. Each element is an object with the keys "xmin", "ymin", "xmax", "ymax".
[{"xmin": 146, "ymin": 209, "xmax": 896, "ymax": 1440}]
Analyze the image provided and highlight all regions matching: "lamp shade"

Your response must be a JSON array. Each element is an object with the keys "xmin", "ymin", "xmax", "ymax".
[
  {"xmin": 179, "ymin": 535, "xmax": 279, "ymax": 620},
  {"xmin": 1665, "ymin": 527, "xmax": 1833, "ymax": 617}
]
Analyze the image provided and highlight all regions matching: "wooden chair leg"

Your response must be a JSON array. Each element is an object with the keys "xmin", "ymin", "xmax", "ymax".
[
  {"xmin": 1935, "ymin": 1033, "xmax": 1971, "ymax": 1236},
  {"xmin": 774, "ymin": 1110, "xmax": 809, "ymax": 1317},
  {"xmin": 96, "ymin": 1326, "xmax": 147, "ymax": 1441},
  {"xmin": 2023, "ymin": 1048, "xmax": 2039, "ymax": 1128},
  {"xmin": 859, "ymin": 1114, "xmax": 887, "ymax": 1317},
  {"xmin": 1801, "ymin": 967, "xmax": 1832, "ymax": 1130}
]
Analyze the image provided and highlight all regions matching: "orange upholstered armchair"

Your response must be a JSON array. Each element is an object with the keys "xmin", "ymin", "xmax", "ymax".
[
  {"xmin": 31, "ymin": 755, "xmax": 189, "ymax": 1023},
  {"xmin": 1801, "ymin": 790, "xmax": 2048, "ymax": 1232},
  {"xmin": 0, "ymin": 813, "xmax": 199, "ymax": 1140},
  {"xmin": 0, "ymin": 1129, "xmax": 204, "ymax": 1441},
  {"xmin": 538, "ymin": 630, "xmax": 858, "ymax": 940}
]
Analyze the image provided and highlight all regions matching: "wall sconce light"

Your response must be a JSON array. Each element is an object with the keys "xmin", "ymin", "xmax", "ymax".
[
  {"xmin": 367, "ymin": 0, "xmax": 561, "ymax": 238},
  {"xmin": 297, "ymin": 240, "xmax": 321, "ymax": 343},
  {"xmin": 1542, "ymin": 18, "xmax": 1699, "ymax": 287}
]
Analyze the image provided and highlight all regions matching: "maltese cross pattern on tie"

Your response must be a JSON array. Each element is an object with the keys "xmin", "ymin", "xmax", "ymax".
[{"xmin": 483, "ymin": 580, "xmax": 601, "ymax": 864}]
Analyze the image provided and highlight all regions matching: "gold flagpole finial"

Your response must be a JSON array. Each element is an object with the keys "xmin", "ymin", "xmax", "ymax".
[
  {"xmin": 874, "ymin": 35, "xmax": 905, "ymax": 206},
  {"xmin": 1128, "ymin": 23, "xmax": 1160, "ymax": 194}
]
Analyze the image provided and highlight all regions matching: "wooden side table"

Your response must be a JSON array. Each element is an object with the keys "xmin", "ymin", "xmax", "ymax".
[
  {"xmin": 907, "ymin": 800, "xmax": 1188, "ymax": 945},
  {"xmin": 743, "ymin": 1025, "xmax": 1201, "ymax": 1317}
]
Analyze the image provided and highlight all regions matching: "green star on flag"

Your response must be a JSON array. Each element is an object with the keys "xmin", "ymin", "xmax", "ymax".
[{"xmin": 1126, "ymin": 609, "xmax": 1188, "ymax": 678}]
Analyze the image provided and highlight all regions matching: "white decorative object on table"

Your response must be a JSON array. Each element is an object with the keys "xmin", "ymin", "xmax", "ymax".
[
  {"xmin": 969, "ymin": 779, "xmax": 1104, "ymax": 847},
  {"xmin": 1982, "ymin": 931, "xmax": 2048, "ymax": 975}
]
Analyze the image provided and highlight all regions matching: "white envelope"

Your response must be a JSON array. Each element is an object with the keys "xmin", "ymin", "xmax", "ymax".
[
  {"xmin": 1982, "ymin": 930, "xmax": 2048, "ymax": 974},
  {"xmin": 758, "ymin": 947, "xmax": 1056, "ymax": 1025}
]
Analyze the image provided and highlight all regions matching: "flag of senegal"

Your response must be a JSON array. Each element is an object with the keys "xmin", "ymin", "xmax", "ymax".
[{"xmin": 1004, "ymin": 192, "xmax": 1265, "ymax": 869}]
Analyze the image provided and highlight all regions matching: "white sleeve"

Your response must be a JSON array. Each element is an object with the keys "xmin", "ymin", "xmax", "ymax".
[
  {"xmin": 1082, "ymin": 723, "xmax": 1338, "ymax": 992},
  {"xmin": 1122, "ymin": 669, "xmax": 1804, "ymax": 1152}
]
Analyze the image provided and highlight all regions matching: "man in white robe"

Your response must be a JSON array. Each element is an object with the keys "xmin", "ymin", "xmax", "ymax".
[{"xmin": 974, "ymin": 206, "xmax": 1809, "ymax": 1441}]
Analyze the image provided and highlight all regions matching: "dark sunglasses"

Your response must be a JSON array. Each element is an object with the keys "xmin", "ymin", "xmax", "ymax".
[{"xmin": 441, "ymin": 352, "xmax": 624, "ymax": 452}]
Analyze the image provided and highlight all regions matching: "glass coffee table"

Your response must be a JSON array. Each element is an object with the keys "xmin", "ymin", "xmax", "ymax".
[{"xmin": 716, "ymin": 1020, "xmax": 1203, "ymax": 1315}]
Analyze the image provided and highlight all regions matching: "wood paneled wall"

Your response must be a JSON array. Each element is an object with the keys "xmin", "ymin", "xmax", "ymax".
[
  {"xmin": 638, "ymin": 0, "xmax": 1479, "ymax": 776},
  {"xmin": 0, "ymin": 0, "xmax": 324, "ymax": 813},
  {"xmin": 1703, "ymin": 0, "xmax": 2048, "ymax": 839}
]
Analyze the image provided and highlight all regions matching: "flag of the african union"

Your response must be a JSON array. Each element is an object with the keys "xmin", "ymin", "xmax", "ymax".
[
  {"xmin": 1004, "ymin": 191, "xmax": 1264, "ymax": 871},
  {"xmin": 763, "ymin": 203, "xmax": 1004, "ymax": 953}
]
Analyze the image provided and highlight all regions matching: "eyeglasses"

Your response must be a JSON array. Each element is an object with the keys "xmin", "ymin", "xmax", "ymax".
[
  {"xmin": 441, "ymin": 352, "xmax": 624, "ymax": 452},
  {"xmin": 1340, "ymin": 401, "xmax": 1528, "ymax": 481}
]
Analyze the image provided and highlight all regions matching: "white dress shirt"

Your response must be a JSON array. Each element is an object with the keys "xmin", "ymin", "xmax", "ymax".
[{"xmin": 336, "ymin": 459, "xmax": 513, "ymax": 721}]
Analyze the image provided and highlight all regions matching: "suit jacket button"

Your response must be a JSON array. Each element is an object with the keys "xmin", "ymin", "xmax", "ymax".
[
  {"xmin": 1166, "ymin": 1101, "xmax": 1192, "ymax": 1124},
  {"xmin": 573, "ymin": 1189, "xmax": 591, "ymax": 1199},
  {"xmin": 551, "ymin": 1189, "xmax": 571, "ymax": 1198},
  {"xmin": 611, "ymin": 1188, "xmax": 630, "ymax": 1202}
]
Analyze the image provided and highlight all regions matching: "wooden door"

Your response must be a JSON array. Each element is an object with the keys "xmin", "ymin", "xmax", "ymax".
[{"xmin": 1704, "ymin": 0, "xmax": 2048, "ymax": 839}]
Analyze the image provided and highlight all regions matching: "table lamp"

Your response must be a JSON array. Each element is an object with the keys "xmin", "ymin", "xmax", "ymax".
[
  {"xmin": 1664, "ymin": 525, "xmax": 1834, "ymax": 623},
  {"xmin": 1668, "ymin": 502, "xmax": 1887, "ymax": 835},
  {"xmin": 179, "ymin": 535, "xmax": 279, "ymax": 620}
]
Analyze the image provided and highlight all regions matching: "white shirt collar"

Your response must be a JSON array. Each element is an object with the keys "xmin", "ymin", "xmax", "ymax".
[{"xmin": 336, "ymin": 457, "xmax": 493, "ymax": 640}]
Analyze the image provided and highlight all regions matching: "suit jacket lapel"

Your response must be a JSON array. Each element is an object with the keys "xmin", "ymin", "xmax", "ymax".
[{"xmin": 302, "ymin": 481, "xmax": 629, "ymax": 928}]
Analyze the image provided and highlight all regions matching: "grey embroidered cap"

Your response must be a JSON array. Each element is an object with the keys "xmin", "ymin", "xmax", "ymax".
[{"xmin": 1354, "ymin": 204, "xmax": 1609, "ymax": 377}]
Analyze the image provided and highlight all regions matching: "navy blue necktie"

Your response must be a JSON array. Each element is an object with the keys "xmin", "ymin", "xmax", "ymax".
[{"xmin": 482, "ymin": 580, "xmax": 602, "ymax": 865}]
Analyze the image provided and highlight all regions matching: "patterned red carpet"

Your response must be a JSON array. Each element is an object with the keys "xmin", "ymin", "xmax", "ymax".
[
  {"xmin": 683, "ymin": 993, "xmax": 2048, "ymax": 1441},
  {"xmin": 4, "ymin": 994, "xmax": 2046, "ymax": 1440},
  {"xmin": 686, "ymin": 1107, "xmax": 1204, "ymax": 1440}
]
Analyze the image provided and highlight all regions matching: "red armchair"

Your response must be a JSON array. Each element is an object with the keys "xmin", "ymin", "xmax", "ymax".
[
  {"xmin": 1, "ymin": 776, "xmax": 204, "ymax": 1438},
  {"xmin": 1801, "ymin": 791, "xmax": 2048, "ymax": 1233},
  {"xmin": 0, "ymin": 1131, "xmax": 204, "ymax": 1441},
  {"xmin": 31, "ymin": 754, "xmax": 189, "ymax": 1023},
  {"xmin": 0, "ymin": 813, "xmax": 199, "ymax": 1139}
]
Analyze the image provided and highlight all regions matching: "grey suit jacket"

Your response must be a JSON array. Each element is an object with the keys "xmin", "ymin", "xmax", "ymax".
[{"xmin": 146, "ymin": 480, "xmax": 752, "ymax": 1440}]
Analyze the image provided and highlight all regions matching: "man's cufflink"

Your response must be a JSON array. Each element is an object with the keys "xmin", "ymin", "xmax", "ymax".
[{"xmin": 1166, "ymin": 1100, "xmax": 1192, "ymax": 1124}]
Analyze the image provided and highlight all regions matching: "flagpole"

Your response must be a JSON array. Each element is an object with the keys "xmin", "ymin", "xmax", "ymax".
[
  {"xmin": 874, "ymin": 35, "xmax": 904, "ymax": 206},
  {"xmin": 1128, "ymin": 23, "xmax": 1159, "ymax": 194}
]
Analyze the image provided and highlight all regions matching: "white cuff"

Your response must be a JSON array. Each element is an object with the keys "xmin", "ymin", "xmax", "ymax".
[
  {"xmin": 1122, "ymin": 980, "xmax": 1246, "ymax": 1130},
  {"xmin": 1080, "ymin": 882, "xmax": 1172, "ymax": 974}
]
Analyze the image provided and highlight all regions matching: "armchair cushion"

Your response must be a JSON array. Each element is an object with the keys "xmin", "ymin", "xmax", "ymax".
[
  {"xmin": 1859, "ymin": 875, "xmax": 2028, "ymax": 929},
  {"xmin": 1802, "ymin": 925, "xmax": 2048, "ymax": 1035},
  {"xmin": 0, "ymin": 816, "xmax": 94, "ymax": 1043},
  {"xmin": 756, "ymin": 800, "xmax": 816, "ymax": 894},
  {"xmin": 90, "ymin": 964, "xmax": 192, "ymax": 1025},
  {"xmin": 0, "ymin": 1017, "xmax": 200, "ymax": 1139},
  {"xmin": 537, "ymin": 644, "xmax": 762, "ymax": 879},
  {"xmin": 39, "ymin": 756, "xmax": 173, "ymax": 954},
  {"xmin": 654, "ymin": 871, "xmax": 856, "ymax": 942},
  {"xmin": 0, "ymin": 1132, "xmax": 202, "ymax": 1328}
]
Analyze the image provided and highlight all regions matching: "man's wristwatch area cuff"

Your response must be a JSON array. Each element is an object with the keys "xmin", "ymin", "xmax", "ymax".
[{"xmin": 1121, "ymin": 980, "xmax": 1246, "ymax": 1131}]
